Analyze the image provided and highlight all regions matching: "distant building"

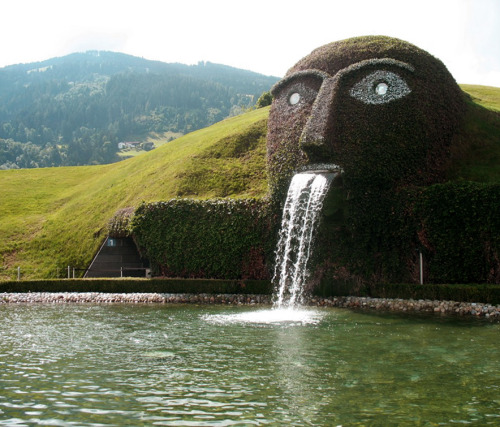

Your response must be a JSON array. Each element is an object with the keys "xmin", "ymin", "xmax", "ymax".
[{"xmin": 118, "ymin": 141, "xmax": 141, "ymax": 150}]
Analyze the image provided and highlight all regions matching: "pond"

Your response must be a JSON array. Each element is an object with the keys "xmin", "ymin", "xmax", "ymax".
[{"xmin": 1, "ymin": 304, "xmax": 499, "ymax": 426}]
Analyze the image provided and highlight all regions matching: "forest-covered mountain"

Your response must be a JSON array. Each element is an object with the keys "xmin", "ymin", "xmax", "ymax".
[{"xmin": 0, "ymin": 51, "xmax": 279, "ymax": 169}]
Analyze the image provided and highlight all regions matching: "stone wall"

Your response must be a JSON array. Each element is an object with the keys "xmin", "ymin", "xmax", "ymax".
[{"xmin": 2, "ymin": 293, "xmax": 499, "ymax": 319}]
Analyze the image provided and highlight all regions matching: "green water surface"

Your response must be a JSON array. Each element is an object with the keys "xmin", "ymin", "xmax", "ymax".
[{"xmin": 1, "ymin": 304, "xmax": 499, "ymax": 426}]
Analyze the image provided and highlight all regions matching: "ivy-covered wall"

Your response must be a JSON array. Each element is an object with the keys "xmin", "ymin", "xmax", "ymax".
[
  {"xmin": 126, "ymin": 180, "xmax": 500, "ymax": 289},
  {"xmin": 265, "ymin": 35, "xmax": 498, "ymax": 291},
  {"xmin": 415, "ymin": 182, "xmax": 500, "ymax": 283},
  {"xmin": 121, "ymin": 36, "xmax": 498, "ymax": 292},
  {"xmin": 309, "ymin": 181, "xmax": 500, "ymax": 295},
  {"xmin": 130, "ymin": 198, "xmax": 277, "ymax": 280}
]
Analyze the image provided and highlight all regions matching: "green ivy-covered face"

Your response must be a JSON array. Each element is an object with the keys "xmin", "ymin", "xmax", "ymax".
[{"xmin": 267, "ymin": 36, "xmax": 465, "ymax": 194}]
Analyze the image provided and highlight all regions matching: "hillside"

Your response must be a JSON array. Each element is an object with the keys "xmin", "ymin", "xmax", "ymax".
[
  {"xmin": 0, "ymin": 107, "xmax": 269, "ymax": 280},
  {"xmin": 0, "ymin": 51, "xmax": 279, "ymax": 169},
  {"xmin": 0, "ymin": 85, "xmax": 499, "ymax": 280},
  {"xmin": 460, "ymin": 84, "xmax": 500, "ymax": 112}
]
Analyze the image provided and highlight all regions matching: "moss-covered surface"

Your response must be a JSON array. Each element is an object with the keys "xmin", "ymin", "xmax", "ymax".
[{"xmin": 267, "ymin": 35, "xmax": 466, "ymax": 199}]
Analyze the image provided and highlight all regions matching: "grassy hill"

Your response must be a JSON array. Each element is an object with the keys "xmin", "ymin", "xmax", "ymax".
[
  {"xmin": 1, "ymin": 85, "xmax": 499, "ymax": 280},
  {"xmin": 0, "ymin": 107, "xmax": 269, "ymax": 279},
  {"xmin": 460, "ymin": 84, "xmax": 500, "ymax": 112},
  {"xmin": 448, "ymin": 85, "xmax": 500, "ymax": 182}
]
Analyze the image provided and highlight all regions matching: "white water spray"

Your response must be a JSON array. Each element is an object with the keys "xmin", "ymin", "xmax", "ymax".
[
  {"xmin": 273, "ymin": 171, "xmax": 335, "ymax": 308},
  {"xmin": 205, "ymin": 170, "xmax": 335, "ymax": 325}
]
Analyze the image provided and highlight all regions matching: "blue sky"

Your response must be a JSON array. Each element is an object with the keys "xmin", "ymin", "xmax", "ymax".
[{"xmin": 3, "ymin": 0, "xmax": 500, "ymax": 87}]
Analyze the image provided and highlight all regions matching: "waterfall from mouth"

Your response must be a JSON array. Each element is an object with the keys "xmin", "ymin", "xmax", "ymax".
[{"xmin": 273, "ymin": 172, "xmax": 335, "ymax": 308}]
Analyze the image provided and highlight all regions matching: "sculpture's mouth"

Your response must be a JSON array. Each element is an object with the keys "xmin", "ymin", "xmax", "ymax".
[{"xmin": 298, "ymin": 163, "xmax": 342, "ymax": 174}]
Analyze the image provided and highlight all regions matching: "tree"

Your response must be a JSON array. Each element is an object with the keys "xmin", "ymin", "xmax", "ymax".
[{"xmin": 255, "ymin": 91, "xmax": 273, "ymax": 108}]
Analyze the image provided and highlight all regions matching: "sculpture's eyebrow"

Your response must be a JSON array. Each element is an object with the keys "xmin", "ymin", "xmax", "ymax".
[
  {"xmin": 340, "ymin": 58, "xmax": 415, "ymax": 75},
  {"xmin": 270, "ymin": 69, "xmax": 330, "ymax": 96}
]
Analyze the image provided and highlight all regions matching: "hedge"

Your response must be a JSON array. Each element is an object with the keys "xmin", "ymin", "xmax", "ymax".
[
  {"xmin": 2, "ymin": 280, "xmax": 499, "ymax": 306},
  {"xmin": 130, "ymin": 198, "xmax": 278, "ymax": 280},
  {"xmin": 371, "ymin": 283, "xmax": 500, "ymax": 305},
  {"xmin": 0, "ymin": 278, "xmax": 273, "ymax": 295},
  {"xmin": 310, "ymin": 280, "xmax": 500, "ymax": 305}
]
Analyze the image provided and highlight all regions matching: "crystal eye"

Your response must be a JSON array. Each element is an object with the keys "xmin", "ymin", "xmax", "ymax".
[
  {"xmin": 375, "ymin": 82, "xmax": 388, "ymax": 96},
  {"xmin": 289, "ymin": 92, "xmax": 301, "ymax": 105},
  {"xmin": 350, "ymin": 71, "xmax": 411, "ymax": 104}
]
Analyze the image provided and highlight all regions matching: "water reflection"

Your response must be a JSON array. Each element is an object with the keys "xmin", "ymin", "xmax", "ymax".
[
  {"xmin": 272, "ymin": 314, "xmax": 335, "ymax": 424},
  {"xmin": 206, "ymin": 306, "xmax": 336, "ymax": 423}
]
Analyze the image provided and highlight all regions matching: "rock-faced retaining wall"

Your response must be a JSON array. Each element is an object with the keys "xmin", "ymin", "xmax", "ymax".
[{"xmin": 2, "ymin": 293, "xmax": 499, "ymax": 319}]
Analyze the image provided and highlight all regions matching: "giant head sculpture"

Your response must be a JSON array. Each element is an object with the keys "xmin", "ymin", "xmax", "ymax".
[{"xmin": 267, "ymin": 36, "xmax": 466, "ymax": 195}]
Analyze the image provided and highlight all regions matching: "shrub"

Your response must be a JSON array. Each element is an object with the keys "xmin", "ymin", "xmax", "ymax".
[
  {"xmin": 108, "ymin": 207, "xmax": 135, "ymax": 238},
  {"xmin": 130, "ymin": 198, "xmax": 279, "ymax": 280},
  {"xmin": 256, "ymin": 91, "xmax": 273, "ymax": 108},
  {"xmin": 415, "ymin": 182, "xmax": 500, "ymax": 283},
  {"xmin": 0, "ymin": 278, "xmax": 272, "ymax": 294}
]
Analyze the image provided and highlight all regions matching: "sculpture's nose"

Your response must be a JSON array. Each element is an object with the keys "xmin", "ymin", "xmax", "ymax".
[{"xmin": 299, "ymin": 78, "xmax": 337, "ymax": 162}]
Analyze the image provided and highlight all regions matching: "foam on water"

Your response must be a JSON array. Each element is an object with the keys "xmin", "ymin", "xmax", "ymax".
[{"xmin": 204, "ymin": 308, "xmax": 325, "ymax": 326}]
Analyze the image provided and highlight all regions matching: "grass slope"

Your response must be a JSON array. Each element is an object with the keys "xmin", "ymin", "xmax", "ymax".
[
  {"xmin": 460, "ymin": 84, "xmax": 500, "ymax": 112},
  {"xmin": 1, "ymin": 85, "xmax": 499, "ymax": 281},
  {"xmin": 0, "ymin": 107, "xmax": 269, "ymax": 279},
  {"xmin": 449, "ymin": 85, "xmax": 500, "ymax": 182}
]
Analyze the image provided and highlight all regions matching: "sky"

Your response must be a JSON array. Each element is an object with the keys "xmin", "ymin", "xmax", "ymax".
[{"xmin": 2, "ymin": 0, "xmax": 500, "ymax": 87}]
